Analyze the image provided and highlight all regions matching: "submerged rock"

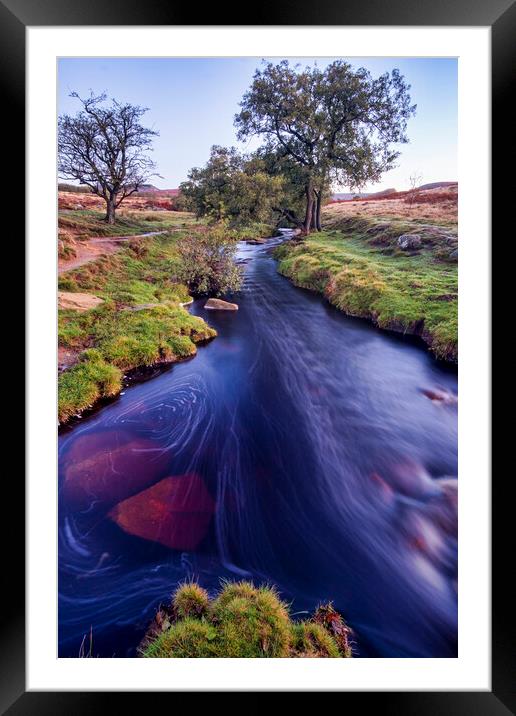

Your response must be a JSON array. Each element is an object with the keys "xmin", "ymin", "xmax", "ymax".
[
  {"xmin": 422, "ymin": 387, "xmax": 458, "ymax": 405},
  {"xmin": 109, "ymin": 473, "xmax": 215, "ymax": 551},
  {"xmin": 62, "ymin": 431, "xmax": 170, "ymax": 510},
  {"xmin": 204, "ymin": 298, "xmax": 238, "ymax": 311}
]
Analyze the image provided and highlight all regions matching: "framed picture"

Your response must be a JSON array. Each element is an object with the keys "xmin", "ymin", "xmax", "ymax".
[{"xmin": 5, "ymin": 0, "xmax": 510, "ymax": 708}]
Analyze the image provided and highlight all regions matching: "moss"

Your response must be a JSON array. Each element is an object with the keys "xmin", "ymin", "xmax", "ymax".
[
  {"xmin": 172, "ymin": 582, "xmax": 210, "ymax": 621},
  {"xmin": 275, "ymin": 222, "xmax": 458, "ymax": 362},
  {"xmin": 290, "ymin": 622, "xmax": 341, "ymax": 658},
  {"xmin": 211, "ymin": 580, "xmax": 261, "ymax": 609},
  {"xmin": 141, "ymin": 580, "xmax": 353, "ymax": 659},
  {"xmin": 210, "ymin": 583, "xmax": 292, "ymax": 658},
  {"xmin": 142, "ymin": 618, "xmax": 220, "ymax": 658}
]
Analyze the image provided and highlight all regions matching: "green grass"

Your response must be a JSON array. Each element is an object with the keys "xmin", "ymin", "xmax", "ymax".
[
  {"xmin": 58, "ymin": 208, "xmax": 197, "ymax": 239},
  {"xmin": 140, "ymin": 581, "xmax": 353, "ymax": 658},
  {"xmin": 58, "ymin": 214, "xmax": 217, "ymax": 423},
  {"xmin": 274, "ymin": 219, "xmax": 458, "ymax": 361},
  {"xmin": 58, "ymin": 349, "xmax": 123, "ymax": 423}
]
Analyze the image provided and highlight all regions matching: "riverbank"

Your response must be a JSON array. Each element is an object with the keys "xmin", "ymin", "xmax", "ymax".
[
  {"xmin": 57, "ymin": 210, "xmax": 275, "ymax": 424},
  {"xmin": 58, "ymin": 213, "xmax": 218, "ymax": 424},
  {"xmin": 274, "ymin": 215, "xmax": 458, "ymax": 362}
]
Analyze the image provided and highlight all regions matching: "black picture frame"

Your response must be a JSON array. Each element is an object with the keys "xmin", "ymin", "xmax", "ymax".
[{"xmin": 4, "ymin": 0, "xmax": 511, "ymax": 710}]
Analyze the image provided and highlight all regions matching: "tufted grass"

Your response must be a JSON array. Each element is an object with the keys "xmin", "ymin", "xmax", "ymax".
[{"xmin": 141, "ymin": 580, "xmax": 352, "ymax": 659}]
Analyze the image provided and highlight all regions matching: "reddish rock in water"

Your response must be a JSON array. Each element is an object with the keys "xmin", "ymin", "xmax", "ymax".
[
  {"xmin": 370, "ymin": 471, "xmax": 395, "ymax": 503},
  {"xmin": 422, "ymin": 388, "xmax": 457, "ymax": 404},
  {"xmin": 61, "ymin": 431, "xmax": 170, "ymax": 510},
  {"xmin": 428, "ymin": 477, "xmax": 458, "ymax": 535},
  {"xmin": 108, "ymin": 473, "xmax": 215, "ymax": 551},
  {"xmin": 386, "ymin": 459, "xmax": 437, "ymax": 498}
]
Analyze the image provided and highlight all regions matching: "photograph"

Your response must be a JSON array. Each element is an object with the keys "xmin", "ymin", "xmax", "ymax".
[{"xmin": 56, "ymin": 55, "xmax": 459, "ymax": 660}]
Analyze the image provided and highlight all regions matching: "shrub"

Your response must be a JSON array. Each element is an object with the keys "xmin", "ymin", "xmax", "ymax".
[
  {"xmin": 58, "ymin": 277, "xmax": 79, "ymax": 292},
  {"xmin": 176, "ymin": 224, "xmax": 243, "ymax": 296}
]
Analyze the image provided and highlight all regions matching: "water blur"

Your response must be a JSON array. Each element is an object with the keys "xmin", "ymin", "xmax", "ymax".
[{"xmin": 58, "ymin": 232, "xmax": 458, "ymax": 657}]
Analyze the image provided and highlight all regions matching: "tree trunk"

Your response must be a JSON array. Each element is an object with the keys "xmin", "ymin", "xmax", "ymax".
[
  {"xmin": 105, "ymin": 196, "xmax": 116, "ymax": 224},
  {"xmin": 303, "ymin": 179, "xmax": 314, "ymax": 234},
  {"xmin": 311, "ymin": 198, "xmax": 317, "ymax": 230},
  {"xmin": 315, "ymin": 189, "xmax": 322, "ymax": 231}
]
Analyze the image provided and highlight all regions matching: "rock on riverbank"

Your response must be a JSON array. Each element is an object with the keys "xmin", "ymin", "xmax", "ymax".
[{"xmin": 204, "ymin": 298, "xmax": 239, "ymax": 311}]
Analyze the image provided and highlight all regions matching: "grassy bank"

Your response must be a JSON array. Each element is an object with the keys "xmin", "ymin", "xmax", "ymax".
[
  {"xmin": 58, "ymin": 208, "xmax": 197, "ymax": 258},
  {"xmin": 58, "ymin": 213, "xmax": 217, "ymax": 423},
  {"xmin": 140, "ymin": 581, "xmax": 353, "ymax": 658},
  {"xmin": 274, "ymin": 215, "xmax": 457, "ymax": 362}
]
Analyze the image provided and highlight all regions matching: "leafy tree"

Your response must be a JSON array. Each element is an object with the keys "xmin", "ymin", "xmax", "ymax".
[
  {"xmin": 58, "ymin": 92, "xmax": 159, "ymax": 224},
  {"xmin": 179, "ymin": 146, "xmax": 287, "ymax": 227},
  {"xmin": 250, "ymin": 147, "xmax": 310, "ymax": 229},
  {"xmin": 176, "ymin": 224, "xmax": 243, "ymax": 296},
  {"xmin": 235, "ymin": 61, "xmax": 416, "ymax": 233}
]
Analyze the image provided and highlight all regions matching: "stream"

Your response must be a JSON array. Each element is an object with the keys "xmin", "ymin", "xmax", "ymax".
[{"xmin": 58, "ymin": 231, "xmax": 458, "ymax": 658}]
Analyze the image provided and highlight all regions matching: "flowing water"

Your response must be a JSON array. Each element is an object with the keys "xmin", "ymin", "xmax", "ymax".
[{"xmin": 58, "ymin": 231, "xmax": 458, "ymax": 658}]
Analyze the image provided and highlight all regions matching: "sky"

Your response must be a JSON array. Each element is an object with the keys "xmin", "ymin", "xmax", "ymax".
[{"xmin": 58, "ymin": 57, "xmax": 457, "ymax": 193}]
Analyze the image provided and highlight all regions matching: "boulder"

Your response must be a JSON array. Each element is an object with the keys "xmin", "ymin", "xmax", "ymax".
[
  {"xmin": 204, "ymin": 298, "xmax": 238, "ymax": 311},
  {"xmin": 58, "ymin": 291, "xmax": 104, "ymax": 312},
  {"xmin": 397, "ymin": 234, "xmax": 422, "ymax": 250}
]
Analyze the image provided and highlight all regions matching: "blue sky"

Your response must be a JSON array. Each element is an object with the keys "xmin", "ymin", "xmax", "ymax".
[{"xmin": 58, "ymin": 57, "xmax": 457, "ymax": 192}]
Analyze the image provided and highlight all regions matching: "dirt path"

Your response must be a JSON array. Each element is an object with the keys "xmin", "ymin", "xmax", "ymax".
[{"xmin": 58, "ymin": 231, "xmax": 167, "ymax": 275}]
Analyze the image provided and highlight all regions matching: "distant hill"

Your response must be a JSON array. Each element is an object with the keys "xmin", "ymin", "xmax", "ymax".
[
  {"xmin": 136, "ymin": 185, "xmax": 180, "ymax": 197},
  {"xmin": 331, "ymin": 184, "xmax": 457, "ymax": 202},
  {"xmin": 58, "ymin": 182, "xmax": 181, "ymax": 197},
  {"xmin": 135, "ymin": 184, "xmax": 160, "ymax": 193},
  {"xmin": 58, "ymin": 183, "xmax": 92, "ymax": 194},
  {"xmin": 418, "ymin": 181, "xmax": 457, "ymax": 191},
  {"xmin": 331, "ymin": 188, "xmax": 397, "ymax": 201}
]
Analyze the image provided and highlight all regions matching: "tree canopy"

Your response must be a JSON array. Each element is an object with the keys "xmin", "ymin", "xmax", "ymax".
[
  {"xmin": 235, "ymin": 60, "xmax": 416, "ymax": 233},
  {"xmin": 179, "ymin": 145, "xmax": 289, "ymax": 227}
]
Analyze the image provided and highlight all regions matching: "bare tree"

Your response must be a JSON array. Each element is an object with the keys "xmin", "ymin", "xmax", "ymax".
[
  {"xmin": 58, "ymin": 92, "xmax": 159, "ymax": 223},
  {"xmin": 407, "ymin": 171, "xmax": 423, "ymax": 207}
]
